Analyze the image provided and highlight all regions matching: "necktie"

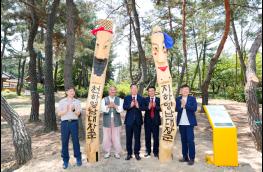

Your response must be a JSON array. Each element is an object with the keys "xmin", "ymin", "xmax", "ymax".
[{"xmin": 150, "ymin": 98, "xmax": 154, "ymax": 119}]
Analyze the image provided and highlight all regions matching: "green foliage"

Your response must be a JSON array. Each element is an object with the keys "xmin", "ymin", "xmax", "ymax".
[
  {"xmin": 76, "ymin": 87, "xmax": 88, "ymax": 98},
  {"xmin": 2, "ymin": 90, "xmax": 25, "ymax": 99},
  {"xmin": 116, "ymin": 81, "xmax": 131, "ymax": 98},
  {"xmin": 37, "ymin": 83, "xmax": 44, "ymax": 93},
  {"xmin": 225, "ymin": 86, "xmax": 246, "ymax": 102},
  {"xmin": 23, "ymin": 83, "xmax": 44, "ymax": 93},
  {"xmin": 104, "ymin": 80, "xmax": 131, "ymax": 98},
  {"xmin": 256, "ymin": 87, "xmax": 262, "ymax": 104},
  {"xmin": 24, "ymin": 83, "xmax": 30, "ymax": 90}
]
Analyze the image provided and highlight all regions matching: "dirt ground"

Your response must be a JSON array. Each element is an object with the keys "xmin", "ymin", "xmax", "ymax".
[{"xmin": 1, "ymin": 92, "xmax": 262, "ymax": 172}]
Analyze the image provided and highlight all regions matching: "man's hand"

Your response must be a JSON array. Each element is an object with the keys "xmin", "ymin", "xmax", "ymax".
[
  {"xmin": 130, "ymin": 101, "xmax": 135, "ymax": 108},
  {"xmin": 113, "ymin": 104, "xmax": 118, "ymax": 109},
  {"xmin": 67, "ymin": 104, "xmax": 71, "ymax": 112},
  {"xmin": 135, "ymin": 100, "xmax": 139, "ymax": 108},
  {"xmin": 71, "ymin": 104, "xmax": 75, "ymax": 111},
  {"xmin": 148, "ymin": 103, "xmax": 152, "ymax": 110},
  {"xmin": 108, "ymin": 102, "xmax": 113, "ymax": 108},
  {"xmin": 109, "ymin": 102, "xmax": 118, "ymax": 109},
  {"xmin": 58, "ymin": 104, "xmax": 70, "ymax": 116},
  {"xmin": 181, "ymin": 99, "xmax": 186, "ymax": 108}
]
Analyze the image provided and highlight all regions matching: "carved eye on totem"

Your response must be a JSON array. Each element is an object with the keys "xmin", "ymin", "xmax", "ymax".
[{"xmin": 153, "ymin": 46, "xmax": 158, "ymax": 56}]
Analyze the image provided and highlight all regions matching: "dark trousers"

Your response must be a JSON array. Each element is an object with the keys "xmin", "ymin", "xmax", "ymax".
[
  {"xmin": 179, "ymin": 125, "xmax": 195, "ymax": 160},
  {"xmin": 125, "ymin": 123, "xmax": 141, "ymax": 155},
  {"xmin": 144, "ymin": 120, "xmax": 159, "ymax": 155},
  {"xmin": 61, "ymin": 120, "xmax": 82, "ymax": 163}
]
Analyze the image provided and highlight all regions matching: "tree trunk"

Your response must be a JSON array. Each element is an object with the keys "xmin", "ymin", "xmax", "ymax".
[
  {"xmin": 1, "ymin": 28, "xmax": 8, "ymax": 90},
  {"xmin": 245, "ymin": 27, "xmax": 262, "ymax": 152},
  {"xmin": 128, "ymin": 0, "xmax": 147, "ymax": 94},
  {"xmin": 43, "ymin": 0, "xmax": 60, "ymax": 132},
  {"xmin": 78, "ymin": 113, "xmax": 85, "ymax": 141},
  {"xmin": 78, "ymin": 70, "xmax": 82, "ymax": 89},
  {"xmin": 17, "ymin": 58, "xmax": 22, "ymax": 95},
  {"xmin": 18, "ymin": 59, "xmax": 26, "ymax": 95},
  {"xmin": 176, "ymin": 0, "xmax": 187, "ymax": 97},
  {"xmin": 201, "ymin": 0, "xmax": 231, "ymax": 106},
  {"xmin": 17, "ymin": 59, "xmax": 26, "ymax": 96},
  {"xmin": 83, "ymin": 64, "xmax": 88, "ymax": 87},
  {"xmin": 129, "ymin": 16, "xmax": 134, "ymax": 83},
  {"xmin": 37, "ymin": 57, "xmax": 43, "ymax": 83},
  {"xmin": 1, "ymin": 96, "xmax": 32, "ymax": 165},
  {"xmin": 80, "ymin": 59, "xmax": 85, "ymax": 88},
  {"xmin": 190, "ymin": 26, "xmax": 204, "ymax": 90},
  {"xmin": 28, "ymin": 0, "xmax": 40, "ymax": 122},
  {"xmin": 231, "ymin": 18, "xmax": 246, "ymax": 84},
  {"xmin": 54, "ymin": 61, "xmax": 58, "ymax": 92},
  {"xmin": 17, "ymin": 31, "xmax": 26, "ymax": 96},
  {"xmin": 64, "ymin": 0, "xmax": 76, "ymax": 89},
  {"xmin": 168, "ymin": 6, "xmax": 174, "ymax": 74},
  {"xmin": 235, "ymin": 49, "xmax": 238, "ymax": 89},
  {"xmin": 202, "ymin": 40, "xmax": 207, "ymax": 84}
]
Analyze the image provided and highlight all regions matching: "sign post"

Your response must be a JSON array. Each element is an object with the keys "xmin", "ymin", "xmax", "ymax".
[
  {"xmin": 203, "ymin": 105, "xmax": 238, "ymax": 167},
  {"xmin": 151, "ymin": 26, "xmax": 177, "ymax": 163},
  {"xmin": 86, "ymin": 20, "xmax": 113, "ymax": 163}
]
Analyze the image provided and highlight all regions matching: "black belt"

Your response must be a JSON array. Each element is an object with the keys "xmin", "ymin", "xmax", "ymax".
[{"xmin": 62, "ymin": 119, "xmax": 78, "ymax": 122}]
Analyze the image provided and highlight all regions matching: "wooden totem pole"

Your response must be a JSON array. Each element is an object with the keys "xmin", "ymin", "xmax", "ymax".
[
  {"xmin": 86, "ymin": 20, "xmax": 113, "ymax": 163},
  {"xmin": 151, "ymin": 26, "xmax": 177, "ymax": 163}
]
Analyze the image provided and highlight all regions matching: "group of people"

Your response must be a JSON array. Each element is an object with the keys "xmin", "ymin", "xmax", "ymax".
[{"xmin": 57, "ymin": 84, "xmax": 198, "ymax": 169}]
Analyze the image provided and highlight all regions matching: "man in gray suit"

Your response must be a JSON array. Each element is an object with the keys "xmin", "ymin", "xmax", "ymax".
[{"xmin": 101, "ymin": 86, "xmax": 124, "ymax": 159}]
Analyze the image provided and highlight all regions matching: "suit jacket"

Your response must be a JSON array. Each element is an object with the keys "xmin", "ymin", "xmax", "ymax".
[
  {"xmin": 176, "ymin": 95, "xmax": 198, "ymax": 126},
  {"xmin": 123, "ymin": 94, "xmax": 145, "ymax": 126},
  {"xmin": 144, "ymin": 97, "xmax": 161, "ymax": 126}
]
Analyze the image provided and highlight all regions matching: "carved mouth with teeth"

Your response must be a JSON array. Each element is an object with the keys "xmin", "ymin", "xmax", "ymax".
[{"xmin": 93, "ymin": 57, "xmax": 108, "ymax": 76}]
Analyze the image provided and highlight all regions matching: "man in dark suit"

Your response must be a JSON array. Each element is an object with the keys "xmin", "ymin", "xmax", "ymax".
[
  {"xmin": 123, "ymin": 84, "xmax": 145, "ymax": 160},
  {"xmin": 176, "ymin": 84, "xmax": 197, "ymax": 165},
  {"xmin": 144, "ymin": 86, "xmax": 161, "ymax": 158}
]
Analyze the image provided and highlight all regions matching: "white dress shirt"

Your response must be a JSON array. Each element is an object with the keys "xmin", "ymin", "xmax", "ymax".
[
  {"xmin": 101, "ymin": 96, "xmax": 124, "ymax": 118},
  {"xmin": 57, "ymin": 98, "xmax": 81, "ymax": 121},
  {"xmin": 179, "ymin": 96, "xmax": 190, "ymax": 125},
  {"xmin": 150, "ymin": 96, "xmax": 156, "ymax": 102},
  {"xmin": 131, "ymin": 95, "xmax": 137, "ymax": 100}
]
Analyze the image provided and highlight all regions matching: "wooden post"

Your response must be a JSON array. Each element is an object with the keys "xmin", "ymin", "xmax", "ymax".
[
  {"xmin": 151, "ymin": 26, "xmax": 177, "ymax": 163},
  {"xmin": 86, "ymin": 20, "xmax": 113, "ymax": 163}
]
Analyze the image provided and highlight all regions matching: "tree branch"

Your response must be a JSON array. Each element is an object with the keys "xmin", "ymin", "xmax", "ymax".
[
  {"xmin": 230, "ymin": 3, "xmax": 262, "ymax": 10},
  {"xmin": 106, "ymin": 4, "xmax": 124, "ymax": 19}
]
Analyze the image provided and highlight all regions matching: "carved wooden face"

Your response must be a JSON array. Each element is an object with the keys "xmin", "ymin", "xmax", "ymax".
[
  {"xmin": 151, "ymin": 32, "xmax": 168, "ymax": 67},
  {"xmin": 93, "ymin": 31, "xmax": 113, "ymax": 77},
  {"xmin": 151, "ymin": 26, "xmax": 171, "ymax": 84},
  {"xmin": 94, "ymin": 31, "xmax": 113, "ymax": 60}
]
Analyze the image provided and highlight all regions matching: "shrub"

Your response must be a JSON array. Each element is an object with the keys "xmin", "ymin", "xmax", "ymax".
[
  {"xmin": 37, "ymin": 83, "xmax": 44, "ymax": 93},
  {"xmin": 116, "ymin": 82, "xmax": 130, "ymax": 98},
  {"xmin": 225, "ymin": 86, "xmax": 245, "ymax": 102},
  {"xmin": 102, "ymin": 81, "xmax": 131, "ymax": 98},
  {"xmin": 256, "ymin": 87, "xmax": 262, "ymax": 104},
  {"xmin": 76, "ymin": 87, "xmax": 88, "ymax": 98},
  {"xmin": 24, "ymin": 83, "xmax": 30, "ymax": 90}
]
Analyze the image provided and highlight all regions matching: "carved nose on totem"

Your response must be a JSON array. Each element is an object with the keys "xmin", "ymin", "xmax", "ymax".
[{"xmin": 157, "ymin": 55, "xmax": 166, "ymax": 63}]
